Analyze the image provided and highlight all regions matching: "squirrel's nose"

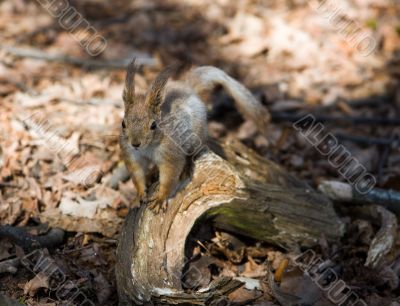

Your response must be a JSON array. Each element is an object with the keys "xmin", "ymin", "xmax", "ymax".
[{"xmin": 131, "ymin": 142, "xmax": 141, "ymax": 148}]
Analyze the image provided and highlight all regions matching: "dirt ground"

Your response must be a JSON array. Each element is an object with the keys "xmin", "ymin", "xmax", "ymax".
[{"xmin": 0, "ymin": 0, "xmax": 400, "ymax": 305}]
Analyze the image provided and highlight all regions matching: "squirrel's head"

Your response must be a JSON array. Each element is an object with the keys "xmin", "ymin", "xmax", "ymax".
[{"xmin": 121, "ymin": 59, "xmax": 173, "ymax": 149}]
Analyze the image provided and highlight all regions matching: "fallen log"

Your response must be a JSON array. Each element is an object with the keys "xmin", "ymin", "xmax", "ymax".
[{"xmin": 116, "ymin": 137, "xmax": 345, "ymax": 305}]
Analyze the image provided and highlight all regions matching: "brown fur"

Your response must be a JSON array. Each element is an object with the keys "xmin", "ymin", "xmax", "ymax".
[{"xmin": 120, "ymin": 60, "xmax": 270, "ymax": 213}]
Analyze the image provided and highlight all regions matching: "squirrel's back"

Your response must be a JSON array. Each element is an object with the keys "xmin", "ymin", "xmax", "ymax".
[{"xmin": 159, "ymin": 81, "xmax": 207, "ymax": 155}]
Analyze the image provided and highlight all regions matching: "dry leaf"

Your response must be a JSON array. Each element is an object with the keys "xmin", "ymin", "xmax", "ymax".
[{"xmin": 23, "ymin": 272, "xmax": 49, "ymax": 296}]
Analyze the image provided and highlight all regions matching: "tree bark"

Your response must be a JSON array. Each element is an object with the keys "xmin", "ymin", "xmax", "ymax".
[{"xmin": 116, "ymin": 137, "xmax": 345, "ymax": 305}]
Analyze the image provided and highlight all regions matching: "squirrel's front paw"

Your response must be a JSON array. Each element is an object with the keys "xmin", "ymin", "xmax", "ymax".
[
  {"xmin": 146, "ymin": 195, "xmax": 168, "ymax": 214},
  {"xmin": 133, "ymin": 179, "xmax": 146, "ymax": 200}
]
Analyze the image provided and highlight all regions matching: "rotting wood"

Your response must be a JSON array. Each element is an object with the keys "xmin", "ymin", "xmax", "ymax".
[{"xmin": 116, "ymin": 137, "xmax": 345, "ymax": 305}]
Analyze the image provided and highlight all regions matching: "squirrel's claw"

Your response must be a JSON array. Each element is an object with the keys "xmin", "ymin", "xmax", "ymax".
[{"xmin": 146, "ymin": 195, "xmax": 168, "ymax": 213}]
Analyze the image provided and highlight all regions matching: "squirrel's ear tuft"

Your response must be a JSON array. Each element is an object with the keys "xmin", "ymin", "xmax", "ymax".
[
  {"xmin": 146, "ymin": 65, "xmax": 176, "ymax": 113},
  {"xmin": 123, "ymin": 57, "xmax": 136, "ymax": 106}
]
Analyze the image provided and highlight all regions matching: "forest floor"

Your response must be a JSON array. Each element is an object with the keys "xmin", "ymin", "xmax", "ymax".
[{"xmin": 0, "ymin": 0, "xmax": 400, "ymax": 305}]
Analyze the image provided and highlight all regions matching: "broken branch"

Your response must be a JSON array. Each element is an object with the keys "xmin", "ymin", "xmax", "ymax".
[
  {"xmin": 0, "ymin": 226, "xmax": 64, "ymax": 251},
  {"xmin": 318, "ymin": 180, "xmax": 400, "ymax": 215},
  {"xmin": 0, "ymin": 45, "xmax": 157, "ymax": 69}
]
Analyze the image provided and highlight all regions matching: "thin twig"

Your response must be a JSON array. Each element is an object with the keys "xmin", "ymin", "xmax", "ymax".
[
  {"xmin": 60, "ymin": 98, "xmax": 121, "ymax": 107},
  {"xmin": 271, "ymin": 112, "xmax": 400, "ymax": 126},
  {"xmin": 335, "ymin": 133, "xmax": 399, "ymax": 147},
  {"xmin": 0, "ymin": 45, "xmax": 157, "ymax": 69}
]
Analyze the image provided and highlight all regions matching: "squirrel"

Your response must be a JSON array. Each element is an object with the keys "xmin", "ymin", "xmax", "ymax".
[{"xmin": 120, "ymin": 59, "xmax": 270, "ymax": 213}]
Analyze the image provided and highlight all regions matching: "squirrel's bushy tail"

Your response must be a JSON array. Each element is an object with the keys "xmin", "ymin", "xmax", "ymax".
[{"xmin": 186, "ymin": 66, "xmax": 270, "ymax": 133}]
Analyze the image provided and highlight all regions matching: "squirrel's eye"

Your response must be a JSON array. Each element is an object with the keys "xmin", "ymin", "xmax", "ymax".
[
  {"xmin": 150, "ymin": 121, "xmax": 157, "ymax": 130},
  {"xmin": 121, "ymin": 120, "xmax": 126, "ymax": 129}
]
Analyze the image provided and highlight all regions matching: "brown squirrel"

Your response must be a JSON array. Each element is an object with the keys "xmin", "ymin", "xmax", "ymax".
[{"xmin": 120, "ymin": 59, "xmax": 270, "ymax": 212}]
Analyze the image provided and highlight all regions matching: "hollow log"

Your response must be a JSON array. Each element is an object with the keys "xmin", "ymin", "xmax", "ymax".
[{"xmin": 116, "ymin": 137, "xmax": 345, "ymax": 305}]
